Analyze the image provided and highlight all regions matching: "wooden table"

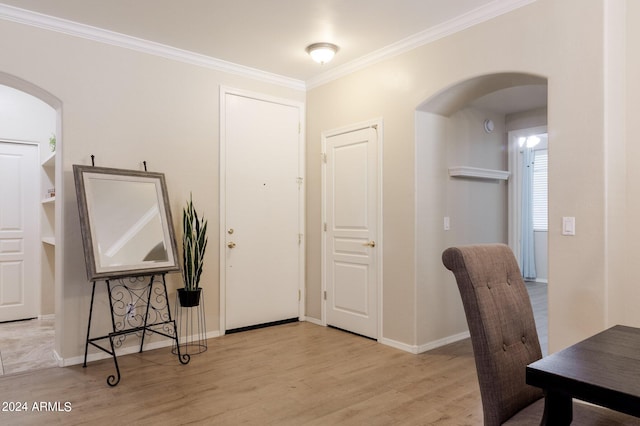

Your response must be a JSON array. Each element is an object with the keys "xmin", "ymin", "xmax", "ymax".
[{"xmin": 526, "ymin": 325, "xmax": 640, "ymax": 425}]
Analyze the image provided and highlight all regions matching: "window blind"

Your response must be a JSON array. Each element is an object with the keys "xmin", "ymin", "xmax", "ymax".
[{"xmin": 532, "ymin": 149, "xmax": 548, "ymax": 230}]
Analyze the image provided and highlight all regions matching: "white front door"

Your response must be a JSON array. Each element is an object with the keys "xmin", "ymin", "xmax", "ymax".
[
  {"xmin": 0, "ymin": 142, "xmax": 39, "ymax": 322},
  {"xmin": 324, "ymin": 125, "xmax": 380, "ymax": 339},
  {"xmin": 222, "ymin": 89, "xmax": 303, "ymax": 331}
]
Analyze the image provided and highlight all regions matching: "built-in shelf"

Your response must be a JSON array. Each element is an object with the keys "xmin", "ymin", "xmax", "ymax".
[
  {"xmin": 42, "ymin": 237, "xmax": 56, "ymax": 246},
  {"xmin": 448, "ymin": 166, "xmax": 510, "ymax": 181},
  {"xmin": 42, "ymin": 151, "xmax": 55, "ymax": 167},
  {"xmin": 40, "ymin": 145, "xmax": 56, "ymax": 313}
]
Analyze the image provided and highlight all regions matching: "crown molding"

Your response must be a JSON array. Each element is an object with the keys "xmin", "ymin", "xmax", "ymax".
[
  {"xmin": 0, "ymin": 0, "xmax": 535, "ymax": 92},
  {"xmin": 306, "ymin": 0, "xmax": 537, "ymax": 89},
  {"xmin": 0, "ymin": 3, "xmax": 306, "ymax": 91}
]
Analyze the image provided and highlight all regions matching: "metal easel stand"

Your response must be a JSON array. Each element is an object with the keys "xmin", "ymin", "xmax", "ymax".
[
  {"xmin": 172, "ymin": 290, "xmax": 207, "ymax": 355},
  {"xmin": 83, "ymin": 274, "xmax": 190, "ymax": 386}
]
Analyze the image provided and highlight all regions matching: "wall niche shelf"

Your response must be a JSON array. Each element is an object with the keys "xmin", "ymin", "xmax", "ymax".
[
  {"xmin": 42, "ymin": 237, "xmax": 56, "ymax": 246},
  {"xmin": 41, "ymin": 147, "xmax": 57, "ymax": 257},
  {"xmin": 448, "ymin": 166, "xmax": 510, "ymax": 181},
  {"xmin": 42, "ymin": 151, "xmax": 55, "ymax": 167}
]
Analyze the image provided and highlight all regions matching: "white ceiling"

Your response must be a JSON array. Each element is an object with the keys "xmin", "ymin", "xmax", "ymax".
[
  {"xmin": 1, "ymin": 0, "xmax": 546, "ymax": 113},
  {"xmin": 0, "ymin": 0, "xmax": 532, "ymax": 83},
  {"xmin": 470, "ymin": 84, "xmax": 547, "ymax": 115}
]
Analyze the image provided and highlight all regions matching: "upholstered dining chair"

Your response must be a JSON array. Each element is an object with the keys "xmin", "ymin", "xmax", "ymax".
[{"xmin": 442, "ymin": 244, "xmax": 639, "ymax": 425}]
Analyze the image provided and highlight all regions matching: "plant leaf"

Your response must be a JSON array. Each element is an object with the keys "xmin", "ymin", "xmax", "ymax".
[{"xmin": 181, "ymin": 194, "xmax": 207, "ymax": 290}]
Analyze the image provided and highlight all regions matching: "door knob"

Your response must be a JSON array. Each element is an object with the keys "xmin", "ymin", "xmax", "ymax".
[
  {"xmin": 227, "ymin": 241, "xmax": 236, "ymax": 248},
  {"xmin": 363, "ymin": 241, "xmax": 376, "ymax": 248}
]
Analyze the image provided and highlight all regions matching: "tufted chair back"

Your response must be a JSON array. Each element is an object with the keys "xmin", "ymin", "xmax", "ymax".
[{"xmin": 442, "ymin": 244, "xmax": 543, "ymax": 426}]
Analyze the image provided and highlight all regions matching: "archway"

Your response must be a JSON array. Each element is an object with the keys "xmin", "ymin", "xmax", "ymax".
[
  {"xmin": 415, "ymin": 72, "xmax": 549, "ymax": 353},
  {"xmin": 0, "ymin": 71, "xmax": 63, "ymax": 371}
]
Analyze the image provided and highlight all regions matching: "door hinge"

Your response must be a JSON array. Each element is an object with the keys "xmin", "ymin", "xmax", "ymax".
[
  {"xmin": 324, "ymin": 291, "xmax": 327, "ymax": 300},
  {"xmin": 298, "ymin": 289, "xmax": 301, "ymax": 301},
  {"xmin": 321, "ymin": 152, "xmax": 327, "ymax": 163},
  {"xmin": 299, "ymin": 122, "xmax": 301, "ymax": 134},
  {"xmin": 296, "ymin": 177, "xmax": 303, "ymax": 188},
  {"xmin": 298, "ymin": 233, "xmax": 303, "ymax": 245},
  {"xmin": 323, "ymin": 222, "xmax": 327, "ymax": 232}
]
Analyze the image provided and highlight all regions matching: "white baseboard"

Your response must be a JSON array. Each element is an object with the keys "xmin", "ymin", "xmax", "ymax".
[
  {"xmin": 61, "ymin": 330, "xmax": 221, "ymax": 367},
  {"xmin": 300, "ymin": 319, "xmax": 421, "ymax": 354},
  {"xmin": 300, "ymin": 320, "xmax": 469, "ymax": 355},
  {"xmin": 301, "ymin": 317, "xmax": 324, "ymax": 327},
  {"xmin": 417, "ymin": 331, "xmax": 470, "ymax": 353},
  {"xmin": 380, "ymin": 331, "xmax": 471, "ymax": 354},
  {"xmin": 53, "ymin": 349, "xmax": 63, "ymax": 367},
  {"xmin": 379, "ymin": 337, "xmax": 419, "ymax": 354},
  {"xmin": 301, "ymin": 317, "xmax": 420, "ymax": 354},
  {"xmin": 38, "ymin": 314, "xmax": 55, "ymax": 320}
]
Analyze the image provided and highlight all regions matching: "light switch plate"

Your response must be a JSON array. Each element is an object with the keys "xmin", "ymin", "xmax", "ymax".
[
  {"xmin": 562, "ymin": 217, "xmax": 575, "ymax": 236},
  {"xmin": 444, "ymin": 216, "xmax": 450, "ymax": 231}
]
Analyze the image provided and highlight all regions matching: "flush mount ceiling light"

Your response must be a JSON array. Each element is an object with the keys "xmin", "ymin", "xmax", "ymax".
[{"xmin": 306, "ymin": 42, "xmax": 339, "ymax": 64}]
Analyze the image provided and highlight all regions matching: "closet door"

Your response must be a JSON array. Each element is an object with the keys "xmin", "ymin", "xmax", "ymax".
[
  {"xmin": 0, "ymin": 142, "xmax": 39, "ymax": 322},
  {"xmin": 324, "ymin": 127, "xmax": 379, "ymax": 339}
]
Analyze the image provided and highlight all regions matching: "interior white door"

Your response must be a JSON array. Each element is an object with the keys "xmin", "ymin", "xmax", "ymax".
[
  {"xmin": 325, "ymin": 127, "xmax": 378, "ymax": 339},
  {"xmin": 0, "ymin": 142, "xmax": 39, "ymax": 322},
  {"xmin": 223, "ymin": 92, "xmax": 301, "ymax": 331}
]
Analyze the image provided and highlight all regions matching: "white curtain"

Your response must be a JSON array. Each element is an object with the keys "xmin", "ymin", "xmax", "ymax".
[{"xmin": 521, "ymin": 147, "xmax": 537, "ymax": 280}]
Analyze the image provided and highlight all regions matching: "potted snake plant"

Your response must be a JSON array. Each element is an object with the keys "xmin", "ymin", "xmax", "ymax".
[{"xmin": 179, "ymin": 194, "xmax": 208, "ymax": 307}]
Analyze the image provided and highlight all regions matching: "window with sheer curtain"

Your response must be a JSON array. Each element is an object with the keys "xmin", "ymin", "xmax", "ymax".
[{"xmin": 532, "ymin": 149, "xmax": 548, "ymax": 231}]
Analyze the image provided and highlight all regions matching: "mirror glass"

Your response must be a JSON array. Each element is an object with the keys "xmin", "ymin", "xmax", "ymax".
[{"xmin": 74, "ymin": 165, "xmax": 180, "ymax": 281}]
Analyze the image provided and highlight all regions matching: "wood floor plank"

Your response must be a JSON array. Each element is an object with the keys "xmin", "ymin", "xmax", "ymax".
[{"xmin": 0, "ymin": 322, "xmax": 482, "ymax": 425}]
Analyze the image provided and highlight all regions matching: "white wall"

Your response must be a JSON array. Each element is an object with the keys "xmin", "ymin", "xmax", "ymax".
[
  {"xmin": 307, "ymin": 0, "xmax": 635, "ymax": 352},
  {"xmin": 0, "ymin": 18, "xmax": 304, "ymax": 361},
  {"xmin": 415, "ymin": 111, "xmax": 465, "ymax": 346},
  {"xmin": 445, "ymin": 107, "xmax": 508, "ymax": 246},
  {"xmin": 534, "ymin": 231, "xmax": 548, "ymax": 281},
  {"xmin": 618, "ymin": 0, "xmax": 640, "ymax": 326},
  {"xmin": 2, "ymin": 0, "xmax": 637, "ymax": 357},
  {"xmin": 415, "ymin": 106, "xmax": 507, "ymax": 347},
  {"xmin": 0, "ymin": 84, "xmax": 55, "ymax": 147},
  {"xmin": 506, "ymin": 107, "xmax": 547, "ymax": 133}
]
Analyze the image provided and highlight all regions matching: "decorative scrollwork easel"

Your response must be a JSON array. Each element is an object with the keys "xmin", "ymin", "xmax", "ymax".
[
  {"xmin": 74, "ymin": 159, "xmax": 188, "ymax": 387},
  {"xmin": 83, "ymin": 273, "xmax": 189, "ymax": 386}
]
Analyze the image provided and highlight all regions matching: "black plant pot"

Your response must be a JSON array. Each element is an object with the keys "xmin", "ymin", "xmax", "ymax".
[{"xmin": 178, "ymin": 288, "xmax": 201, "ymax": 307}]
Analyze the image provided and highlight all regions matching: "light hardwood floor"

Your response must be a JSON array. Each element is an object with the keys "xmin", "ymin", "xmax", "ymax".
[
  {"xmin": 0, "ymin": 284, "xmax": 549, "ymax": 426},
  {"xmin": 525, "ymin": 281, "xmax": 548, "ymax": 356},
  {"xmin": 0, "ymin": 322, "xmax": 483, "ymax": 425}
]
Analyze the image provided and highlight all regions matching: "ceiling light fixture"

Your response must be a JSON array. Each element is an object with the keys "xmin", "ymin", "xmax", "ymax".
[
  {"xmin": 518, "ymin": 135, "xmax": 541, "ymax": 148},
  {"xmin": 306, "ymin": 43, "xmax": 339, "ymax": 64}
]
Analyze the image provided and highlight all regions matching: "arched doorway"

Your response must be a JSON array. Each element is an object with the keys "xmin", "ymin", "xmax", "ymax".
[
  {"xmin": 415, "ymin": 72, "xmax": 549, "ymax": 354},
  {"xmin": 0, "ymin": 72, "xmax": 63, "ymax": 373}
]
